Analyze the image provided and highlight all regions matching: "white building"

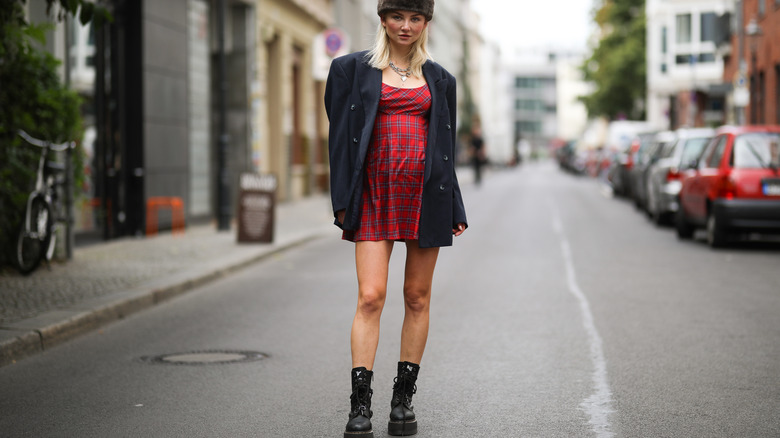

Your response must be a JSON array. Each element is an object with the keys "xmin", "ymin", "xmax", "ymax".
[{"xmin": 646, "ymin": 0, "xmax": 732, "ymax": 130}]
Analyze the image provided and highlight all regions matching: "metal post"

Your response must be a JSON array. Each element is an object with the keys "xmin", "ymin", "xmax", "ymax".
[
  {"xmin": 65, "ymin": 145, "xmax": 74, "ymax": 259},
  {"xmin": 736, "ymin": 0, "xmax": 746, "ymax": 125},
  {"xmin": 216, "ymin": 0, "xmax": 231, "ymax": 230}
]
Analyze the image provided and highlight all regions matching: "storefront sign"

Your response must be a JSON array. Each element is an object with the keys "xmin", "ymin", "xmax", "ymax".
[{"xmin": 237, "ymin": 173, "xmax": 277, "ymax": 243}]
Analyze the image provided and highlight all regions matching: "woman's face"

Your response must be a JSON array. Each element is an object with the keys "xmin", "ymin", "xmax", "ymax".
[{"xmin": 381, "ymin": 10, "xmax": 428, "ymax": 50}]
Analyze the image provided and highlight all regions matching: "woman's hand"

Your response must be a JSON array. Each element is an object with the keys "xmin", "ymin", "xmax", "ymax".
[{"xmin": 452, "ymin": 223, "xmax": 466, "ymax": 237}]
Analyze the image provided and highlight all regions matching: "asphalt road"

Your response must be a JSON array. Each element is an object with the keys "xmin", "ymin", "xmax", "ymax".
[{"xmin": 1, "ymin": 162, "xmax": 778, "ymax": 438}]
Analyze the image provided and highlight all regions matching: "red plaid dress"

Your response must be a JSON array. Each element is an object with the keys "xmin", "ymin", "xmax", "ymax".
[{"xmin": 344, "ymin": 83, "xmax": 432, "ymax": 242}]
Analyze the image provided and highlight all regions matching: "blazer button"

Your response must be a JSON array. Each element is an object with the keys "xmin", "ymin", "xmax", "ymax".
[
  {"xmin": 443, "ymin": 155, "xmax": 449, "ymax": 161},
  {"xmin": 446, "ymin": 123, "xmax": 451, "ymax": 130},
  {"xmin": 353, "ymin": 137, "xmax": 358, "ymax": 143},
  {"xmin": 439, "ymin": 184, "xmax": 445, "ymax": 191},
  {"xmin": 350, "ymin": 104, "xmax": 356, "ymax": 111}
]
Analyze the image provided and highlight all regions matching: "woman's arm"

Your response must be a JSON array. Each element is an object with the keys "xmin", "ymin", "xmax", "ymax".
[{"xmin": 324, "ymin": 59, "xmax": 352, "ymax": 225}]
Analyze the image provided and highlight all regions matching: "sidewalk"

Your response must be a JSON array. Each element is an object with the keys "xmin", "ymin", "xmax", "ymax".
[{"xmin": 0, "ymin": 195, "xmax": 334, "ymax": 367}]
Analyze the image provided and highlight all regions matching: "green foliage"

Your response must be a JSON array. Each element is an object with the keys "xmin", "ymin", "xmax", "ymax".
[
  {"xmin": 580, "ymin": 0, "xmax": 647, "ymax": 121},
  {"xmin": 0, "ymin": 0, "xmax": 106, "ymax": 263}
]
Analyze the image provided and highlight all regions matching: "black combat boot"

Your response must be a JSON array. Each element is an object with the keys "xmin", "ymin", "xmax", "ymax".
[
  {"xmin": 388, "ymin": 361, "xmax": 419, "ymax": 436},
  {"xmin": 345, "ymin": 367, "xmax": 374, "ymax": 438}
]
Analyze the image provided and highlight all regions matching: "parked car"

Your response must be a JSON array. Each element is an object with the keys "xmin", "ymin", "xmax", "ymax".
[
  {"xmin": 676, "ymin": 125, "xmax": 780, "ymax": 247},
  {"xmin": 604, "ymin": 121, "xmax": 654, "ymax": 192},
  {"xmin": 628, "ymin": 131, "xmax": 675, "ymax": 211},
  {"xmin": 646, "ymin": 128, "xmax": 715, "ymax": 224},
  {"xmin": 607, "ymin": 132, "xmax": 655, "ymax": 197}
]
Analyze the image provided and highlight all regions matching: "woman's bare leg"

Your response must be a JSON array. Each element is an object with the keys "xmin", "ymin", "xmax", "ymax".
[
  {"xmin": 399, "ymin": 240, "xmax": 439, "ymax": 364},
  {"xmin": 351, "ymin": 240, "xmax": 395, "ymax": 369}
]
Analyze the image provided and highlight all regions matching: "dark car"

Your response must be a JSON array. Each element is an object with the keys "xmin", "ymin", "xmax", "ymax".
[
  {"xmin": 646, "ymin": 128, "xmax": 714, "ymax": 224},
  {"xmin": 676, "ymin": 125, "xmax": 780, "ymax": 247},
  {"xmin": 607, "ymin": 132, "xmax": 658, "ymax": 198},
  {"xmin": 629, "ymin": 131, "xmax": 675, "ymax": 211}
]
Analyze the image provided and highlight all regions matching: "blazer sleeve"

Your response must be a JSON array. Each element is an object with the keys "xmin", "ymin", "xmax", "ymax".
[
  {"xmin": 448, "ymin": 76, "xmax": 468, "ymax": 228},
  {"xmin": 324, "ymin": 59, "xmax": 352, "ymax": 221}
]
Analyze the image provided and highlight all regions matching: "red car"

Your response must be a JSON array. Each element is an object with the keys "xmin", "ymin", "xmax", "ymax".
[{"xmin": 676, "ymin": 125, "xmax": 780, "ymax": 247}]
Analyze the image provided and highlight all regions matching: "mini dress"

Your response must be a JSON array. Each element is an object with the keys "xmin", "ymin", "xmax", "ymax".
[{"xmin": 343, "ymin": 82, "xmax": 432, "ymax": 242}]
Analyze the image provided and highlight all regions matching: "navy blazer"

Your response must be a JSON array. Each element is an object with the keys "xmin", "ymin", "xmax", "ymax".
[{"xmin": 324, "ymin": 50, "xmax": 467, "ymax": 248}]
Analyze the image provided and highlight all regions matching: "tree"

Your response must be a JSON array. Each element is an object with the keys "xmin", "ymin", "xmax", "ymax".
[
  {"xmin": 580, "ymin": 0, "xmax": 647, "ymax": 121},
  {"xmin": 0, "ymin": 0, "xmax": 108, "ymax": 263}
]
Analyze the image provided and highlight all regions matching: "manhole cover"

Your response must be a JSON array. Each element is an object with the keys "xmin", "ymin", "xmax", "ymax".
[{"xmin": 139, "ymin": 350, "xmax": 268, "ymax": 365}]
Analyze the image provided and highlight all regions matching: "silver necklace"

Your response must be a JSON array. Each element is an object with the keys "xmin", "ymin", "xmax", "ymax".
[{"xmin": 389, "ymin": 61, "xmax": 411, "ymax": 83}]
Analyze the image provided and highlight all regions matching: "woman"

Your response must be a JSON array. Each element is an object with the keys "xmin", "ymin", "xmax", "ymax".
[{"xmin": 324, "ymin": 1, "xmax": 467, "ymax": 437}]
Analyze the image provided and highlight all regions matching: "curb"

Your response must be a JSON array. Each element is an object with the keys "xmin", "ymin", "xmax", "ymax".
[{"xmin": 0, "ymin": 231, "xmax": 327, "ymax": 367}]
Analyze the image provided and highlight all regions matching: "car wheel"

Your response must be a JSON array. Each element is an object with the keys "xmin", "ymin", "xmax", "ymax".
[
  {"xmin": 653, "ymin": 210, "xmax": 669, "ymax": 226},
  {"xmin": 676, "ymin": 206, "xmax": 694, "ymax": 240},
  {"xmin": 706, "ymin": 212, "xmax": 727, "ymax": 248}
]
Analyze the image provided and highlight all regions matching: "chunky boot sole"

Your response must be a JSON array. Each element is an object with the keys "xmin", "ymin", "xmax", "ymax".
[
  {"xmin": 388, "ymin": 419, "xmax": 417, "ymax": 436},
  {"xmin": 343, "ymin": 430, "xmax": 374, "ymax": 438}
]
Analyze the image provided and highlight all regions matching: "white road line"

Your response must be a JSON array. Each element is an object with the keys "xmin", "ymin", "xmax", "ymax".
[{"xmin": 551, "ymin": 205, "xmax": 616, "ymax": 438}]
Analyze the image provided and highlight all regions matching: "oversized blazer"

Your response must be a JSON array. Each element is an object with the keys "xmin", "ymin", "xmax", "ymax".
[{"xmin": 324, "ymin": 50, "xmax": 467, "ymax": 248}]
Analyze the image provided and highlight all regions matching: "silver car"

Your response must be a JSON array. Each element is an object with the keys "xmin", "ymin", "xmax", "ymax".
[{"xmin": 646, "ymin": 128, "xmax": 715, "ymax": 224}]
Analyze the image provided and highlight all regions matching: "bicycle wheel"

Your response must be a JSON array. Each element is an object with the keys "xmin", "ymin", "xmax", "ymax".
[{"xmin": 15, "ymin": 196, "xmax": 52, "ymax": 275}]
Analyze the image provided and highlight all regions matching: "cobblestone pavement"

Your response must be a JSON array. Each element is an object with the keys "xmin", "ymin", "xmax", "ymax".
[{"xmin": 0, "ymin": 195, "xmax": 334, "ymax": 326}]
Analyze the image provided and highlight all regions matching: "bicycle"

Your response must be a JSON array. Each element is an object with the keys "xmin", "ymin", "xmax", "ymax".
[{"xmin": 13, "ymin": 130, "xmax": 75, "ymax": 275}]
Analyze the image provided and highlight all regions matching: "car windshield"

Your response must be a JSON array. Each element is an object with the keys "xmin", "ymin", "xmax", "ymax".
[
  {"xmin": 679, "ymin": 137, "xmax": 710, "ymax": 165},
  {"xmin": 733, "ymin": 133, "xmax": 780, "ymax": 169}
]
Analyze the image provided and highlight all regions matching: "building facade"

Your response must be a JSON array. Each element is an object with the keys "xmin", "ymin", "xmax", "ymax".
[
  {"xmin": 506, "ymin": 52, "xmax": 559, "ymax": 156},
  {"xmin": 722, "ymin": 0, "xmax": 780, "ymax": 125},
  {"xmin": 646, "ymin": 0, "xmax": 732, "ymax": 130},
  {"xmin": 254, "ymin": 0, "xmax": 332, "ymax": 201}
]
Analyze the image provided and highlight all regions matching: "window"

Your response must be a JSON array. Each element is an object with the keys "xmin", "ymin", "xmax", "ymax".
[
  {"xmin": 661, "ymin": 26, "xmax": 667, "ymax": 53},
  {"xmin": 661, "ymin": 63, "xmax": 667, "ymax": 73},
  {"xmin": 732, "ymin": 133, "xmax": 780, "ymax": 168},
  {"xmin": 676, "ymin": 14, "xmax": 692, "ymax": 43},
  {"xmin": 676, "ymin": 54, "xmax": 693, "ymax": 64},
  {"xmin": 516, "ymin": 77, "xmax": 554, "ymax": 89},
  {"xmin": 679, "ymin": 138, "xmax": 711, "ymax": 167},
  {"xmin": 515, "ymin": 120, "xmax": 541, "ymax": 134},
  {"xmin": 516, "ymin": 100, "xmax": 544, "ymax": 111},
  {"xmin": 705, "ymin": 136, "xmax": 727, "ymax": 168},
  {"xmin": 661, "ymin": 140, "xmax": 678, "ymax": 158},
  {"xmin": 701, "ymin": 12, "xmax": 716, "ymax": 42},
  {"xmin": 698, "ymin": 53, "xmax": 715, "ymax": 63},
  {"xmin": 776, "ymin": 64, "xmax": 780, "ymax": 124}
]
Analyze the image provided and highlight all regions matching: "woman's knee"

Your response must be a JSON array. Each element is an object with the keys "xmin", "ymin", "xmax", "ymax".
[
  {"xmin": 403, "ymin": 286, "xmax": 431, "ymax": 314},
  {"xmin": 357, "ymin": 288, "xmax": 386, "ymax": 315}
]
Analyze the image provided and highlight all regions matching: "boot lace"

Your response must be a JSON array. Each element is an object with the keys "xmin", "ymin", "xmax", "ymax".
[
  {"xmin": 392, "ymin": 374, "xmax": 417, "ymax": 408},
  {"xmin": 351, "ymin": 379, "xmax": 373, "ymax": 417}
]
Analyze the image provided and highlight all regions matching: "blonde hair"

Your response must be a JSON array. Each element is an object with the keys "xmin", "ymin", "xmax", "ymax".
[{"xmin": 366, "ymin": 20, "xmax": 432, "ymax": 78}]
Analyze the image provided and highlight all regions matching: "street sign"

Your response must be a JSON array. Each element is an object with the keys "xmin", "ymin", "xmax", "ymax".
[
  {"xmin": 312, "ymin": 28, "xmax": 350, "ymax": 81},
  {"xmin": 733, "ymin": 87, "xmax": 750, "ymax": 107},
  {"xmin": 732, "ymin": 71, "xmax": 750, "ymax": 108}
]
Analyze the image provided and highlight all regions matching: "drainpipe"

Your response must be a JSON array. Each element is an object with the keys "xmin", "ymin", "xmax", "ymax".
[{"xmin": 216, "ymin": 0, "xmax": 231, "ymax": 230}]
